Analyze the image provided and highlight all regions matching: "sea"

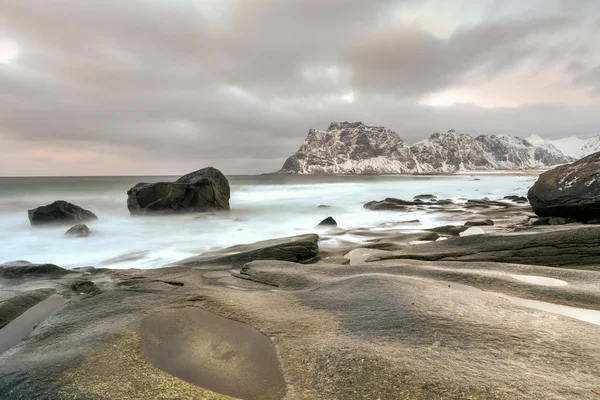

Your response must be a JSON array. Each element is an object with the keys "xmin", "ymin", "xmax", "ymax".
[{"xmin": 0, "ymin": 174, "xmax": 538, "ymax": 269}]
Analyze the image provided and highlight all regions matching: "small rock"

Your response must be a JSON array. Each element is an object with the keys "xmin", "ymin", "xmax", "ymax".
[
  {"xmin": 464, "ymin": 220, "xmax": 494, "ymax": 227},
  {"xmin": 316, "ymin": 217, "xmax": 337, "ymax": 227},
  {"xmin": 317, "ymin": 205, "xmax": 332, "ymax": 209},
  {"xmin": 414, "ymin": 194, "xmax": 437, "ymax": 201},
  {"xmin": 65, "ymin": 224, "xmax": 92, "ymax": 237}
]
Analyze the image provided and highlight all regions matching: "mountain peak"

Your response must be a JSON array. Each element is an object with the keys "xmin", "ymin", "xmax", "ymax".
[{"xmin": 278, "ymin": 123, "xmax": 571, "ymax": 174}]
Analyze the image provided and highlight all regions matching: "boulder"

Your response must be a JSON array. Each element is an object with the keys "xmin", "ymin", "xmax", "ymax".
[
  {"xmin": 171, "ymin": 234, "xmax": 319, "ymax": 267},
  {"xmin": 65, "ymin": 224, "xmax": 91, "ymax": 237},
  {"xmin": 316, "ymin": 217, "xmax": 337, "ymax": 227},
  {"xmin": 28, "ymin": 201, "xmax": 97, "ymax": 226},
  {"xmin": 127, "ymin": 167, "xmax": 230, "ymax": 215},
  {"xmin": 528, "ymin": 152, "xmax": 600, "ymax": 221}
]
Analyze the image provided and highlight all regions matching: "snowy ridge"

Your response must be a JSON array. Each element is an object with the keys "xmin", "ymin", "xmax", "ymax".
[
  {"xmin": 526, "ymin": 134, "xmax": 600, "ymax": 159},
  {"xmin": 278, "ymin": 122, "xmax": 572, "ymax": 174}
]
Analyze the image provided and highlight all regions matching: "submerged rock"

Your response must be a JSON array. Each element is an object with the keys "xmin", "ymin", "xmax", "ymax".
[
  {"xmin": 528, "ymin": 152, "xmax": 600, "ymax": 221},
  {"xmin": 127, "ymin": 167, "xmax": 230, "ymax": 215},
  {"xmin": 364, "ymin": 198, "xmax": 420, "ymax": 211},
  {"xmin": 28, "ymin": 201, "xmax": 97, "ymax": 226},
  {"xmin": 316, "ymin": 217, "xmax": 337, "ymax": 227},
  {"xmin": 65, "ymin": 224, "xmax": 91, "ymax": 237}
]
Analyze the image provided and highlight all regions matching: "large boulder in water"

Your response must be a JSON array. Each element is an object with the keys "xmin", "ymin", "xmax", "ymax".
[
  {"xmin": 127, "ymin": 167, "xmax": 230, "ymax": 215},
  {"xmin": 528, "ymin": 152, "xmax": 600, "ymax": 221},
  {"xmin": 28, "ymin": 200, "xmax": 98, "ymax": 226}
]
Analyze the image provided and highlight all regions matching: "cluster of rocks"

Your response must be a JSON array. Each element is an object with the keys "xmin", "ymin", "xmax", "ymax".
[{"xmin": 24, "ymin": 167, "xmax": 231, "ymax": 238}]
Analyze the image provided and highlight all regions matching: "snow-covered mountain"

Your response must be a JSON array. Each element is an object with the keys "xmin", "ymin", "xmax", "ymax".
[
  {"xmin": 526, "ymin": 134, "xmax": 600, "ymax": 160},
  {"xmin": 278, "ymin": 122, "xmax": 572, "ymax": 174}
]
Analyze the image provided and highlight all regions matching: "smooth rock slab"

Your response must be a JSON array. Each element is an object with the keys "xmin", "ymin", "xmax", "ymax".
[
  {"xmin": 369, "ymin": 226, "xmax": 600, "ymax": 269},
  {"xmin": 140, "ymin": 307, "xmax": 286, "ymax": 400}
]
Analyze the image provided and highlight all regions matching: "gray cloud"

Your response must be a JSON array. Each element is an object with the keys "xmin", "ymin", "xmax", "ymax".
[{"xmin": 0, "ymin": 0, "xmax": 599, "ymax": 175}]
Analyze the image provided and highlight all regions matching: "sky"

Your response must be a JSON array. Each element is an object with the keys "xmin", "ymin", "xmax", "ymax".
[{"xmin": 1, "ymin": 0, "xmax": 600, "ymax": 176}]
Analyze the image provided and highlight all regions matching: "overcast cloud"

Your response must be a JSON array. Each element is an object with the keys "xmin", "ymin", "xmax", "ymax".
[{"xmin": 1, "ymin": 0, "xmax": 600, "ymax": 175}]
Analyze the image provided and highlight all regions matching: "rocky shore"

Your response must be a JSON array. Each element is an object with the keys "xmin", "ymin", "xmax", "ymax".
[{"xmin": 2, "ymin": 161, "xmax": 600, "ymax": 399}]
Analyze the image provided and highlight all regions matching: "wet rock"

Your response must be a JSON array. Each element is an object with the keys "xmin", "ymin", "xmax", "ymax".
[
  {"xmin": 435, "ymin": 199, "xmax": 455, "ymax": 205},
  {"xmin": 528, "ymin": 152, "xmax": 600, "ymax": 221},
  {"xmin": 464, "ymin": 219, "xmax": 494, "ymax": 227},
  {"xmin": 28, "ymin": 201, "xmax": 97, "ymax": 226},
  {"xmin": 316, "ymin": 217, "xmax": 337, "ymax": 227},
  {"xmin": 127, "ymin": 167, "xmax": 230, "ymax": 215},
  {"xmin": 0, "ymin": 261, "xmax": 68, "ymax": 278},
  {"xmin": 317, "ymin": 205, "xmax": 331, "ymax": 209},
  {"xmin": 65, "ymin": 224, "xmax": 91, "ymax": 237},
  {"xmin": 172, "ymin": 234, "xmax": 320, "ymax": 267},
  {"xmin": 69, "ymin": 280, "xmax": 99, "ymax": 294}
]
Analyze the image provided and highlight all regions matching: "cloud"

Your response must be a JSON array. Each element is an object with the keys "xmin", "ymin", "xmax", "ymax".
[{"xmin": 0, "ymin": 0, "xmax": 599, "ymax": 175}]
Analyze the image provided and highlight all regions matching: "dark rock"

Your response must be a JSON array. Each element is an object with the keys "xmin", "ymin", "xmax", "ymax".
[
  {"xmin": 0, "ymin": 261, "xmax": 69, "ymax": 278},
  {"xmin": 28, "ymin": 201, "xmax": 97, "ymax": 226},
  {"xmin": 548, "ymin": 217, "xmax": 577, "ymax": 225},
  {"xmin": 171, "ymin": 234, "xmax": 320, "ymax": 267},
  {"xmin": 528, "ymin": 152, "xmax": 600, "ymax": 221},
  {"xmin": 317, "ymin": 205, "xmax": 331, "ymax": 209},
  {"xmin": 370, "ymin": 226, "xmax": 600, "ymax": 268},
  {"xmin": 65, "ymin": 224, "xmax": 91, "ymax": 237},
  {"xmin": 464, "ymin": 220, "xmax": 494, "ymax": 227},
  {"xmin": 127, "ymin": 167, "xmax": 230, "ymax": 215},
  {"xmin": 504, "ymin": 195, "xmax": 521, "ymax": 200},
  {"xmin": 435, "ymin": 199, "xmax": 454, "ymax": 205},
  {"xmin": 428, "ymin": 225, "xmax": 469, "ymax": 236},
  {"xmin": 364, "ymin": 198, "xmax": 420, "ymax": 211},
  {"xmin": 414, "ymin": 194, "xmax": 437, "ymax": 201},
  {"xmin": 316, "ymin": 217, "xmax": 337, "ymax": 227}
]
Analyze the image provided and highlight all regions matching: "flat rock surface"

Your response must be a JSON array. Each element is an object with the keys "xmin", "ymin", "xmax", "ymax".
[{"xmin": 2, "ymin": 226, "xmax": 600, "ymax": 399}]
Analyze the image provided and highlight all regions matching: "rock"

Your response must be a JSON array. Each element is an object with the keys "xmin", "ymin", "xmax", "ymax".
[
  {"xmin": 0, "ymin": 261, "xmax": 68, "ymax": 278},
  {"xmin": 459, "ymin": 226, "xmax": 485, "ymax": 236},
  {"xmin": 171, "ymin": 234, "xmax": 320, "ymax": 267},
  {"xmin": 316, "ymin": 217, "xmax": 337, "ymax": 227},
  {"xmin": 464, "ymin": 219, "xmax": 494, "ymax": 227},
  {"xmin": 370, "ymin": 226, "xmax": 600, "ymax": 268},
  {"xmin": 127, "ymin": 167, "xmax": 230, "ymax": 215},
  {"xmin": 528, "ymin": 152, "xmax": 600, "ymax": 221},
  {"xmin": 317, "ymin": 205, "xmax": 331, "ymax": 209},
  {"xmin": 364, "ymin": 198, "xmax": 419, "ymax": 210},
  {"xmin": 65, "ymin": 224, "xmax": 91, "ymax": 237},
  {"xmin": 428, "ymin": 225, "xmax": 469, "ymax": 236},
  {"xmin": 434, "ymin": 199, "xmax": 455, "ymax": 205},
  {"xmin": 28, "ymin": 201, "xmax": 97, "ymax": 226},
  {"xmin": 414, "ymin": 194, "xmax": 437, "ymax": 201}
]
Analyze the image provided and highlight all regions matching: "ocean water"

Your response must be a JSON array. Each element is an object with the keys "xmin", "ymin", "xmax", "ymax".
[{"xmin": 0, "ymin": 174, "xmax": 537, "ymax": 269}]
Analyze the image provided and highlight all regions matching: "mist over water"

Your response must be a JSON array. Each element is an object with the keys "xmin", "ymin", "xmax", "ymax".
[{"xmin": 0, "ymin": 174, "xmax": 537, "ymax": 269}]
